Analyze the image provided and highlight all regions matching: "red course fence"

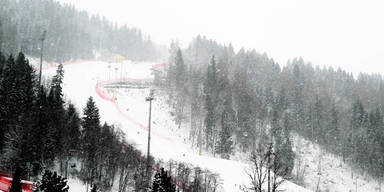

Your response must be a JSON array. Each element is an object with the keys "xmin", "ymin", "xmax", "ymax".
[{"xmin": 0, "ymin": 172, "xmax": 33, "ymax": 192}]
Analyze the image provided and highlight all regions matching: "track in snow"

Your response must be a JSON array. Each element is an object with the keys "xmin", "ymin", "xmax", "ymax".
[{"xmin": 42, "ymin": 60, "xmax": 311, "ymax": 192}]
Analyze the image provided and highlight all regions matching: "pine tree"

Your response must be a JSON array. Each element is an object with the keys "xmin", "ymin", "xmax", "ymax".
[
  {"xmin": 162, "ymin": 170, "xmax": 175, "ymax": 192},
  {"xmin": 327, "ymin": 104, "xmax": 340, "ymax": 150},
  {"xmin": 0, "ymin": 55, "xmax": 18, "ymax": 150},
  {"xmin": 64, "ymin": 103, "xmax": 81, "ymax": 151},
  {"xmin": 152, "ymin": 168, "xmax": 175, "ymax": 192},
  {"xmin": 173, "ymin": 49, "xmax": 187, "ymax": 127},
  {"xmin": 216, "ymin": 61, "xmax": 235, "ymax": 158},
  {"xmin": 276, "ymin": 87, "xmax": 288, "ymax": 113},
  {"xmin": 82, "ymin": 97, "xmax": 101, "ymax": 186},
  {"xmin": 29, "ymin": 86, "xmax": 52, "ymax": 175},
  {"xmin": 216, "ymin": 102, "xmax": 234, "ymax": 159},
  {"xmin": 0, "ymin": 53, "xmax": 37, "ymax": 174},
  {"xmin": 48, "ymin": 64, "xmax": 66, "ymax": 155},
  {"xmin": 313, "ymin": 95, "xmax": 324, "ymax": 143},
  {"xmin": 0, "ymin": 51, "xmax": 7, "ymax": 150},
  {"xmin": 270, "ymin": 109, "xmax": 282, "ymax": 144},
  {"xmin": 232, "ymin": 66, "xmax": 256, "ymax": 151},
  {"xmin": 292, "ymin": 64, "xmax": 305, "ymax": 133},
  {"xmin": 174, "ymin": 49, "xmax": 186, "ymax": 91},
  {"xmin": 91, "ymin": 185, "xmax": 97, "ymax": 192},
  {"xmin": 203, "ymin": 56, "xmax": 218, "ymax": 151},
  {"xmin": 34, "ymin": 170, "xmax": 69, "ymax": 192},
  {"xmin": 349, "ymin": 99, "xmax": 368, "ymax": 163},
  {"xmin": 272, "ymin": 113, "xmax": 294, "ymax": 176},
  {"xmin": 10, "ymin": 166, "xmax": 22, "ymax": 192},
  {"xmin": 0, "ymin": 51, "xmax": 5, "ymax": 78},
  {"xmin": 204, "ymin": 94, "xmax": 215, "ymax": 151},
  {"xmin": 152, "ymin": 170, "xmax": 161, "ymax": 192}
]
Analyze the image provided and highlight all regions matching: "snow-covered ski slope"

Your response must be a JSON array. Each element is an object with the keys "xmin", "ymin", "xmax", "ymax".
[
  {"xmin": 43, "ymin": 60, "xmax": 311, "ymax": 192},
  {"xmin": 292, "ymin": 134, "xmax": 384, "ymax": 192}
]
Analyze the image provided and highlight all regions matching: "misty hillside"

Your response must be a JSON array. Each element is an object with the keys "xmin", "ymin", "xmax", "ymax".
[
  {"xmin": 163, "ymin": 36, "xmax": 384, "ymax": 187},
  {"xmin": 0, "ymin": 0, "xmax": 164, "ymax": 62}
]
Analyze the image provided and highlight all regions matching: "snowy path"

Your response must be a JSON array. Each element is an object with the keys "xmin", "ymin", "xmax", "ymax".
[{"xmin": 43, "ymin": 60, "xmax": 311, "ymax": 192}]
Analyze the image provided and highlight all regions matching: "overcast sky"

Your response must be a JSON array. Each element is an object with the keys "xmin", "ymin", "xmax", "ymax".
[{"xmin": 58, "ymin": 0, "xmax": 384, "ymax": 76}]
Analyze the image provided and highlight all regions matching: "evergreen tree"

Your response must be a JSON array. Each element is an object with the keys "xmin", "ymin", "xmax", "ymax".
[
  {"xmin": 152, "ymin": 168, "xmax": 175, "ymax": 192},
  {"xmin": 216, "ymin": 91, "xmax": 235, "ymax": 159},
  {"xmin": 276, "ymin": 87, "xmax": 288, "ymax": 113},
  {"xmin": 173, "ymin": 49, "xmax": 188, "ymax": 127},
  {"xmin": 215, "ymin": 60, "xmax": 236, "ymax": 158},
  {"xmin": 327, "ymin": 104, "xmax": 340, "ymax": 150},
  {"xmin": 203, "ymin": 56, "xmax": 218, "ymax": 151},
  {"xmin": 349, "ymin": 99, "xmax": 368, "ymax": 163},
  {"xmin": 270, "ymin": 109, "xmax": 282, "ymax": 144},
  {"xmin": 313, "ymin": 95, "xmax": 324, "ymax": 143},
  {"xmin": 152, "ymin": 170, "xmax": 162, "ymax": 192},
  {"xmin": 174, "ymin": 49, "xmax": 186, "ymax": 91},
  {"xmin": 64, "ymin": 103, "xmax": 81, "ymax": 151},
  {"xmin": 29, "ymin": 86, "xmax": 52, "ymax": 175},
  {"xmin": 232, "ymin": 66, "xmax": 256, "ymax": 151},
  {"xmin": 10, "ymin": 166, "xmax": 22, "ymax": 192},
  {"xmin": 48, "ymin": 64, "xmax": 66, "ymax": 155},
  {"xmin": 91, "ymin": 185, "xmax": 97, "ymax": 192},
  {"xmin": 34, "ymin": 170, "xmax": 69, "ymax": 192},
  {"xmin": 82, "ymin": 97, "xmax": 101, "ymax": 185},
  {"xmin": 0, "ymin": 55, "xmax": 18, "ymax": 150},
  {"xmin": 0, "ymin": 53, "xmax": 36, "ymax": 174},
  {"xmin": 272, "ymin": 113, "xmax": 294, "ymax": 175},
  {"xmin": 0, "ymin": 51, "xmax": 5, "ymax": 78},
  {"xmin": 292, "ymin": 64, "xmax": 305, "ymax": 132},
  {"xmin": 281, "ymin": 124, "xmax": 294, "ymax": 175},
  {"xmin": 0, "ymin": 52, "xmax": 7, "ymax": 150}
]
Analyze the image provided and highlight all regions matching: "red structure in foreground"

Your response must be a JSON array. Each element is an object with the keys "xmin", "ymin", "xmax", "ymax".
[{"xmin": 0, "ymin": 172, "xmax": 33, "ymax": 192}]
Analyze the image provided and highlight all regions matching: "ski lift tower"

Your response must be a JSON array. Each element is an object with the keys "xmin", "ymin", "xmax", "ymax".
[{"xmin": 145, "ymin": 89, "xmax": 155, "ymax": 191}]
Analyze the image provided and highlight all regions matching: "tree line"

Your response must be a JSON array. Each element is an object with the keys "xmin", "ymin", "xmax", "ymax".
[
  {"xmin": 162, "ymin": 35, "xmax": 384, "ymax": 183},
  {"xmin": 0, "ymin": 0, "xmax": 163, "ymax": 62},
  {"xmin": 0, "ymin": 51, "xmax": 154, "ymax": 191},
  {"xmin": 0, "ymin": 50, "xmax": 222, "ymax": 192}
]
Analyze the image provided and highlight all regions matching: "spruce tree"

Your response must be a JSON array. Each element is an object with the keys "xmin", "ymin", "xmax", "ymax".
[
  {"xmin": 29, "ymin": 85, "xmax": 51, "ymax": 175},
  {"xmin": 174, "ymin": 49, "xmax": 186, "ymax": 91},
  {"xmin": 313, "ymin": 95, "xmax": 324, "ymax": 143},
  {"xmin": 327, "ymin": 104, "xmax": 340, "ymax": 150},
  {"xmin": 173, "ymin": 49, "xmax": 187, "ymax": 127},
  {"xmin": 65, "ymin": 103, "xmax": 81, "ymax": 151},
  {"xmin": 10, "ymin": 166, "xmax": 22, "ymax": 192},
  {"xmin": 82, "ymin": 97, "xmax": 101, "ymax": 185},
  {"xmin": 0, "ymin": 53, "xmax": 37, "ymax": 173},
  {"xmin": 0, "ymin": 55, "xmax": 17, "ymax": 150},
  {"xmin": 48, "ymin": 64, "xmax": 66, "ymax": 155},
  {"xmin": 216, "ymin": 64, "xmax": 235, "ymax": 159},
  {"xmin": 162, "ymin": 170, "xmax": 175, "ymax": 192},
  {"xmin": 152, "ymin": 170, "xmax": 161, "ymax": 192},
  {"xmin": 91, "ymin": 185, "xmax": 97, "ymax": 192},
  {"xmin": 0, "ymin": 51, "xmax": 3, "ymax": 150},
  {"xmin": 152, "ymin": 168, "xmax": 175, "ymax": 192},
  {"xmin": 203, "ymin": 56, "xmax": 218, "ymax": 151},
  {"xmin": 270, "ymin": 109, "xmax": 282, "ymax": 144},
  {"xmin": 34, "ymin": 170, "xmax": 69, "ymax": 192},
  {"xmin": 0, "ymin": 51, "xmax": 5, "ymax": 78}
]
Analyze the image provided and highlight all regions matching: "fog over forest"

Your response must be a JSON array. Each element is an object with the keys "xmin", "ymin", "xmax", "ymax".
[
  {"xmin": 0, "ymin": 0, "xmax": 383, "ymax": 192},
  {"xmin": 60, "ymin": 0, "xmax": 384, "ymax": 76}
]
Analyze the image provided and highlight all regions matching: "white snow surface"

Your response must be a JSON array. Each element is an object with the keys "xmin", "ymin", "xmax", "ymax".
[
  {"xmin": 41, "ymin": 60, "xmax": 311, "ymax": 192},
  {"xmin": 292, "ymin": 134, "xmax": 384, "ymax": 192}
]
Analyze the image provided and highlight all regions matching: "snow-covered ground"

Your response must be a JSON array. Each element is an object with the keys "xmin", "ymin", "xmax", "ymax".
[
  {"xmin": 292, "ymin": 134, "xmax": 383, "ymax": 192},
  {"xmin": 41, "ymin": 60, "xmax": 312, "ymax": 192}
]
